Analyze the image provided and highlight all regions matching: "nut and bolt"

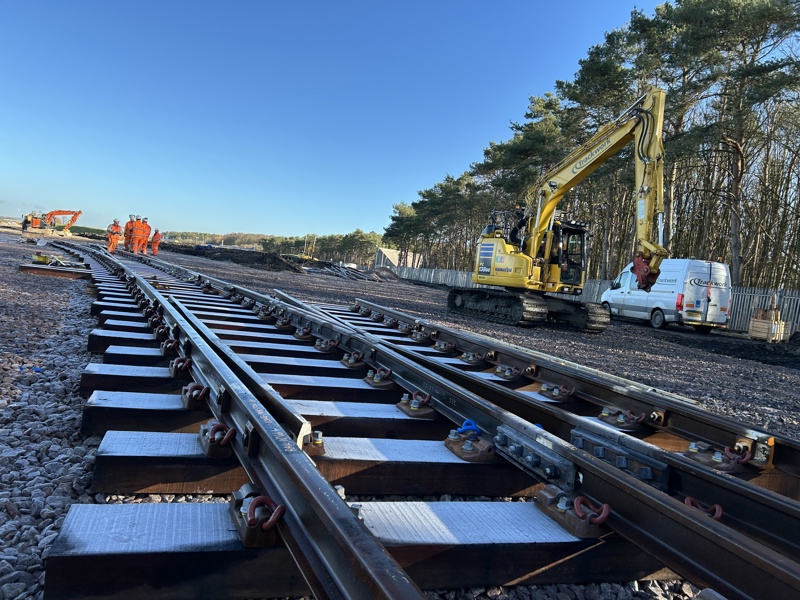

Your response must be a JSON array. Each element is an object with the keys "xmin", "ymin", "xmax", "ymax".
[{"xmin": 556, "ymin": 496, "xmax": 573, "ymax": 512}]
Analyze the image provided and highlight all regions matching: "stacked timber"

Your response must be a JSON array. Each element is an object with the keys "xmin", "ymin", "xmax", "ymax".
[{"xmin": 748, "ymin": 299, "xmax": 792, "ymax": 343}]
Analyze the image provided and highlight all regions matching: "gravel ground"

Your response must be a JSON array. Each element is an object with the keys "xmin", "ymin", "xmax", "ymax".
[{"xmin": 0, "ymin": 228, "xmax": 798, "ymax": 600}]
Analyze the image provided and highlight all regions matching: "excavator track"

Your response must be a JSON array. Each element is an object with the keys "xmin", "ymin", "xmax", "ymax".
[
  {"xmin": 447, "ymin": 288, "xmax": 609, "ymax": 333},
  {"xmin": 447, "ymin": 288, "xmax": 549, "ymax": 326},
  {"xmin": 584, "ymin": 301, "xmax": 611, "ymax": 331},
  {"xmin": 546, "ymin": 299, "xmax": 610, "ymax": 333}
]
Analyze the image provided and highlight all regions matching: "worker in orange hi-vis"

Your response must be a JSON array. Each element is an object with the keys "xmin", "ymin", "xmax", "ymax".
[
  {"xmin": 123, "ymin": 214, "xmax": 135, "ymax": 250},
  {"xmin": 106, "ymin": 219, "xmax": 122, "ymax": 253},
  {"xmin": 141, "ymin": 217, "xmax": 152, "ymax": 255},
  {"xmin": 131, "ymin": 215, "xmax": 145, "ymax": 254},
  {"xmin": 150, "ymin": 228, "xmax": 162, "ymax": 256}
]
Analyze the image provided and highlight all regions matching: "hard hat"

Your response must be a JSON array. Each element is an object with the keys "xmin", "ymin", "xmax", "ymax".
[
  {"xmin": 135, "ymin": 215, "xmax": 141, "ymax": 219},
  {"xmin": 155, "ymin": 228, "xmax": 159, "ymax": 231},
  {"xmin": 113, "ymin": 219, "xmax": 119, "ymax": 223},
  {"xmin": 143, "ymin": 217, "xmax": 148, "ymax": 221},
  {"xmin": 129, "ymin": 214, "xmax": 135, "ymax": 218}
]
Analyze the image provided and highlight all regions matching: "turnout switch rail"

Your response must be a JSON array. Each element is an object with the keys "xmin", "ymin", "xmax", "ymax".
[{"xmin": 41, "ymin": 243, "xmax": 800, "ymax": 600}]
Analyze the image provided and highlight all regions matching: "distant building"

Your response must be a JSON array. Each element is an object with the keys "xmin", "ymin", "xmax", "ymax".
[{"xmin": 374, "ymin": 247, "xmax": 418, "ymax": 269}]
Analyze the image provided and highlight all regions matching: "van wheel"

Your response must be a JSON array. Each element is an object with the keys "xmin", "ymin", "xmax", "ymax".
[
  {"xmin": 650, "ymin": 309, "xmax": 666, "ymax": 329},
  {"xmin": 602, "ymin": 302, "xmax": 612, "ymax": 319},
  {"xmin": 694, "ymin": 325, "xmax": 712, "ymax": 334}
]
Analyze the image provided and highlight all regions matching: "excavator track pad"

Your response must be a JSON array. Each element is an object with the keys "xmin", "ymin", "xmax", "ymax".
[
  {"xmin": 447, "ymin": 289, "xmax": 547, "ymax": 326},
  {"xmin": 447, "ymin": 288, "xmax": 608, "ymax": 333},
  {"xmin": 546, "ymin": 299, "xmax": 610, "ymax": 333}
]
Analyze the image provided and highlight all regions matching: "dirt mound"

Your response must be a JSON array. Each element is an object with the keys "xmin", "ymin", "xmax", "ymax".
[
  {"xmin": 368, "ymin": 266, "xmax": 402, "ymax": 281},
  {"xmin": 160, "ymin": 244, "xmax": 304, "ymax": 273},
  {"xmin": 157, "ymin": 243, "xmax": 382, "ymax": 281}
]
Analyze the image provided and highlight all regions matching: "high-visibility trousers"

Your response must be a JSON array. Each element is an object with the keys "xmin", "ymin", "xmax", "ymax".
[{"xmin": 132, "ymin": 235, "xmax": 145, "ymax": 254}]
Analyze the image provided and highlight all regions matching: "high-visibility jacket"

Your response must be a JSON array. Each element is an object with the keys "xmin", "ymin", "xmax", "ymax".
[
  {"xmin": 107, "ymin": 223, "xmax": 122, "ymax": 252},
  {"xmin": 150, "ymin": 231, "xmax": 162, "ymax": 255},
  {"xmin": 132, "ymin": 219, "xmax": 145, "ymax": 237},
  {"xmin": 122, "ymin": 219, "xmax": 135, "ymax": 249},
  {"xmin": 142, "ymin": 222, "xmax": 152, "ymax": 238}
]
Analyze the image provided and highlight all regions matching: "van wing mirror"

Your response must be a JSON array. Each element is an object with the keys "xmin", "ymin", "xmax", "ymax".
[{"xmin": 610, "ymin": 281, "xmax": 620, "ymax": 290}]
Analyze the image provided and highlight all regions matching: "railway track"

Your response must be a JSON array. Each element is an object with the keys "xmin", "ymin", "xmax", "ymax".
[{"xmin": 38, "ymin": 242, "xmax": 800, "ymax": 600}]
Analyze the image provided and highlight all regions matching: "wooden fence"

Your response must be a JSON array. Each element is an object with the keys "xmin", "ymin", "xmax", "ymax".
[{"xmin": 394, "ymin": 266, "xmax": 799, "ymax": 335}]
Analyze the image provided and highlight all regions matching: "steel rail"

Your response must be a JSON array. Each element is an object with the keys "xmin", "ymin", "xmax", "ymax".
[
  {"xmin": 72, "ymin": 247, "xmax": 800, "ymax": 598},
  {"xmin": 67, "ymin": 244, "xmax": 426, "ymax": 600},
  {"xmin": 109, "ymin": 251, "xmax": 800, "ymax": 558},
  {"xmin": 246, "ymin": 293, "xmax": 800, "ymax": 600},
  {"xmin": 376, "ymin": 325, "xmax": 800, "ymax": 559},
  {"xmin": 334, "ymin": 299, "xmax": 800, "ymax": 557},
  {"xmin": 349, "ymin": 298, "xmax": 799, "ymax": 476}
]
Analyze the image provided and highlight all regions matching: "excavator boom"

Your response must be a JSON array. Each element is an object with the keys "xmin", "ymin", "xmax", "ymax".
[{"xmin": 524, "ymin": 87, "xmax": 668, "ymax": 289}]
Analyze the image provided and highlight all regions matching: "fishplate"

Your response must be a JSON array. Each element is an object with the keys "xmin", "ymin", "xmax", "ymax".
[
  {"xmin": 570, "ymin": 426, "xmax": 669, "ymax": 490},
  {"xmin": 494, "ymin": 424, "xmax": 577, "ymax": 491}
]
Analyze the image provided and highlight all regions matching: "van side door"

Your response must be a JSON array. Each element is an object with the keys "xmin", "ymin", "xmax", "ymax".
[
  {"xmin": 619, "ymin": 270, "xmax": 646, "ymax": 318},
  {"xmin": 605, "ymin": 271, "xmax": 631, "ymax": 316}
]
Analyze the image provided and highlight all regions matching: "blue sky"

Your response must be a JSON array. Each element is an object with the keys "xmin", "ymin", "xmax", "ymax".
[{"xmin": 0, "ymin": 1, "xmax": 663, "ymax": 236}]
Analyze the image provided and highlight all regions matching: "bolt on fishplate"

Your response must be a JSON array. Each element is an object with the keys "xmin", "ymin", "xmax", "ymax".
[{"xmin": 495, "ymin": 424, "xmax": 577, "ymax": 491}]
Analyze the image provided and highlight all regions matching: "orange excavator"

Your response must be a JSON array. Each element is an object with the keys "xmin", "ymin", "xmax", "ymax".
[{"xmin": 22, "ymin": 210, "xmax": 82, "ymax": 234}]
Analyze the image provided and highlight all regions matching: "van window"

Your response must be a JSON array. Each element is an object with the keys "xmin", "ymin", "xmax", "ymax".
[{"xmin": 628, "ymin": 271, "xmax": 639, "ymax": 291}]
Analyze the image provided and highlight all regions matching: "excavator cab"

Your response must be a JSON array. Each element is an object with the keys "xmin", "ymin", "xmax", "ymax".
[
  {"xmin": 554, "ymin": 221, "xmax": 587, "ymax": 287},
  {"xmin": 480, "ymin": 208, "xmax": 527, "ymax": 246}
]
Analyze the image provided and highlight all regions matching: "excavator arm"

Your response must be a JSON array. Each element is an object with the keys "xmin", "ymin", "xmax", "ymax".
[
  {"xmin": 43, "ymin": 210, "xmax": 82, "ymax": 232},
  {"xmin": 523, "ymin": 87, "xmax": 668, "ymax": 290},
  {"xmin": 62, "ymin": 210, "xmax": 82, "ymax": 232}
]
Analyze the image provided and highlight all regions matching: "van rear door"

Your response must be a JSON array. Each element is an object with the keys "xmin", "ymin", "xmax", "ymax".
[{"xmin": 683, "ymin": 262, "xmax": 731, "ymax": 326}]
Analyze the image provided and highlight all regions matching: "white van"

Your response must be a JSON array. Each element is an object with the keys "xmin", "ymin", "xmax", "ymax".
[{"xmin": 601, "ymin": 259, "xmax": 732, "ymax": 332}]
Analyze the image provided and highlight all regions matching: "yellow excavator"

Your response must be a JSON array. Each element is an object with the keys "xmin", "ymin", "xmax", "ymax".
[{"xmin": 448, "ymin": 87, "xmax": 669, "ymax": 332}]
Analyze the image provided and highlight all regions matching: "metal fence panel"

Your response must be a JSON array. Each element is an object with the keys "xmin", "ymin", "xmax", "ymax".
[
  {"xmin": 392, "ymin": 267, "xmax": 799, "ymax": 335},
  {"xmin": 729, "ymin": 288, "xmax": 800, "ymax": 333}
]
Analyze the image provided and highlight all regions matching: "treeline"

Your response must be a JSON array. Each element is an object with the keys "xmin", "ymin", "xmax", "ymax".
[
  {"xmin": 165, "ymin": 230, "xmax": 383, "ymax": 266},
  {"xmin": 260, "ymin": 230, "xmax": 382, "ymax": 266},
  {"xmin": 383, "ymin": 0, "xmax": 800, "ymax": 288},
  {"xmin": 164, "ymin": 231, "xmax": 252, "ymax": 246}
]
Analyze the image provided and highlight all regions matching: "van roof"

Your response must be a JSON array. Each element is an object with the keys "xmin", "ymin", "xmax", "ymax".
[{"xmin": 622, "ymin": 258, "xmax": 727, "ymax": 270}]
